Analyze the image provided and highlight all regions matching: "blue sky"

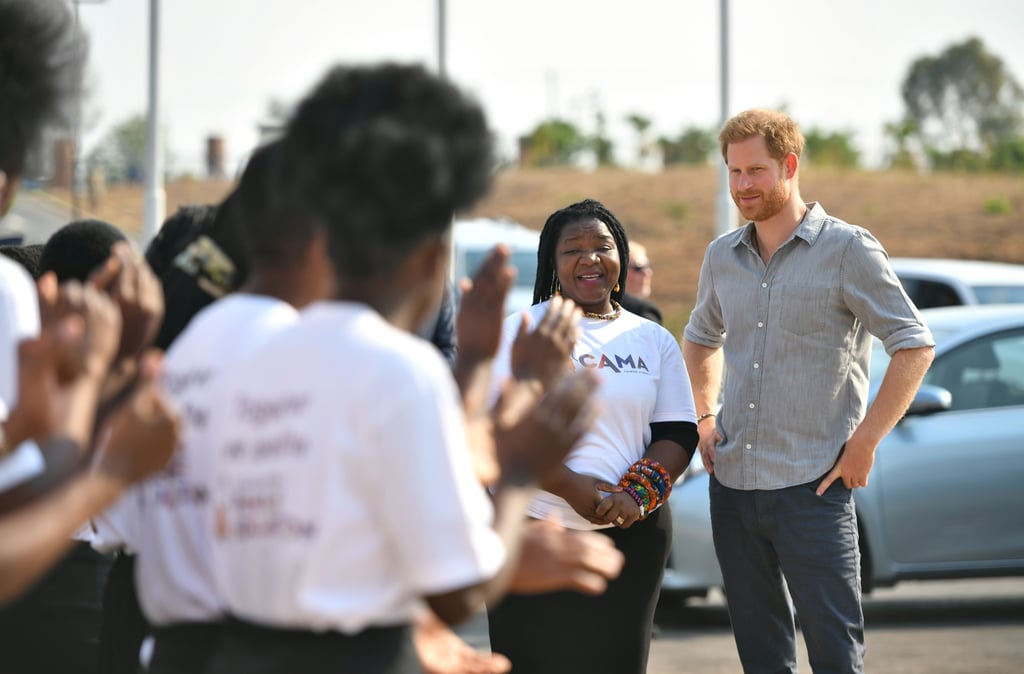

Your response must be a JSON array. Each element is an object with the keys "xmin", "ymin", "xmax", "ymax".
[{"xmin": 76, "ymin": 0, "xmax": 1024, "ymax": 173}]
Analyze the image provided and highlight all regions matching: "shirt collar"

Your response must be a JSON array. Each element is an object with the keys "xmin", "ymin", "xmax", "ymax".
[
  {"xmin": 731, "ymin": 201, "xmax": 827, "ymax": 250},
  {"xmin": 795, "ymin": 202, "xmax": 826, "ymax": 246}
]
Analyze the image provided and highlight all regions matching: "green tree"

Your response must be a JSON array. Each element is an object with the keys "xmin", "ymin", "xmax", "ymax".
[
  {"xmin": 589, "ymin": 110, "xmax": 615, "ymax": 167},
  {"xmin": 87, "ymin": 114, "xmax": 147, "ymax": 183},
  {"xmin": 928, "ymin": 147, "xmax": 987, "ymax": 171},
  {"xmin": 803, "ymin": 127, "xmax": 860, "ymax": 168},
  {"xmin": 899, "ymin": 36, "xmax": 1024, "ymax": 168},
  {"xmin": 625, "ymin": 113, "xmax": 652, "ymax": 165},
  {"xmin": 882, "ymin": 119, "xmax": 920, "ymax": 170},
  {"xmin": 658, "ymin": 126, "xmax": 714, "ymax": 166},
  {"xmin": 520, "ymin": 118, "xmax": 585, "ymax": 167},
  {"xmin": 989, "ymin": 136, "xmax": 1024, "ymax": 172}
]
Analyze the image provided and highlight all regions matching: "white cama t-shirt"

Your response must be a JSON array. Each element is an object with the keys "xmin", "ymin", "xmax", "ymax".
[{"xmin": 492, "ymin": 300, "xmax": 697, "ymax": 530}]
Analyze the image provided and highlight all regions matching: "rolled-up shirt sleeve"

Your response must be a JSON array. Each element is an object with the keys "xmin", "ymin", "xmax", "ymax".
[
  {"xmin": 840, "ymin": 230, "xmax": 935, "ymax": 355},
  {"xmin": 684, "ymin": 241, "xmax": 727, "ymax": 348}
]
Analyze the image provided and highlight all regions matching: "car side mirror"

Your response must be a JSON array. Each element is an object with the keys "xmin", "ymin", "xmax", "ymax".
[{"xmin": 904, "ymin": 385, "xmax": 953, "ymax": 417}]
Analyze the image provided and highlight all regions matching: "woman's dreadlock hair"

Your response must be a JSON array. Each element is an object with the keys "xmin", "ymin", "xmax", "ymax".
[{"xmin": 532, "ymin": 198, "xmax": 630, "ymax": 306}]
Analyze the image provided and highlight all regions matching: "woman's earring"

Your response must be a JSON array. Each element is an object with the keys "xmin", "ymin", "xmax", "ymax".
[
  {"xmin": 554, "ymin": 280, "xmax": 561, "ymax": 296},
  {"xmin": 614, "ymin": 283, "xmax": 620, "ymax": 293}
]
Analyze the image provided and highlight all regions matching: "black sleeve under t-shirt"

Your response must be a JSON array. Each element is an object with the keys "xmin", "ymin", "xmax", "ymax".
[{"xmin": 650, "ymin": 421, "xmax": 698, "ymax": 463}]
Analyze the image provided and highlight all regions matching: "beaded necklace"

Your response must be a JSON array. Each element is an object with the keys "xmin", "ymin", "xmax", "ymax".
[{"xmin": 581, "ymin": 300, "xmax": 622, "ymax": 321}]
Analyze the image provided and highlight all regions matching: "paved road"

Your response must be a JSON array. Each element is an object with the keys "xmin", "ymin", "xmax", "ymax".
[
  {"xmin": 2, "ymin": 189, "xmax": 146, "ymax": 249},
  {"xmin": 1, "ymin": 188, "xmax": 76, "ymax": 244},
  {"xmin": 648, "ymin": 578, "xmax": 1024, "ymax": 673},
  {"xmin": 457, "ymin": 578, "xmax": 1024, "ymax": 673}
]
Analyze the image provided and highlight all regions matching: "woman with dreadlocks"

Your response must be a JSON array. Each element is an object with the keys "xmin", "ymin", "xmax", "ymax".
[{"xmin": 487, "ymin": 198, "xmax": 699, "ymax": 674}]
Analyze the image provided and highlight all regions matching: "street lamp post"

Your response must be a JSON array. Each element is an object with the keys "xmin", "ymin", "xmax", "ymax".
[
  {"xmin": 436, "ymin": 0, "xmax": 446, "ymax": 77},
  {"xmin": 142, "ymin": 0, "xmax": 165, "ymax": 245},
  {"xmin": 715, "ymin": 0, "xmax": 737, "ymax": 236}
]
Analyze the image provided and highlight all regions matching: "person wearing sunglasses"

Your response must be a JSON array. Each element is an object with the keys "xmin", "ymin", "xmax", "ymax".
[{"xmin": 619, "ymin": 241, "xmax": 662, "ymax": 324}]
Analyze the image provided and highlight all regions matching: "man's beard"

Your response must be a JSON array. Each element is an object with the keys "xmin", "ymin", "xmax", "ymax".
[{"xmin": 733, "ymin": 179, "xmax": 787, "ymax": 222}]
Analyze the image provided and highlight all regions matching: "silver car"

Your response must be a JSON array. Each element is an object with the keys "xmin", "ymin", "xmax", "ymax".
[
  {"xmin": 890, "ymin": 257, "xmax": 1024, "ymax": 308},
  {"xmin": 662, "ymin": 304, "xmax": 1024, "ymax": 601}
]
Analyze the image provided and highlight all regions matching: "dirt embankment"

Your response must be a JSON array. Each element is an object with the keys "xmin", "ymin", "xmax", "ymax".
[
  {"xmin": 61, "ymin": 167, "xmax": 1024, "ymax": 336},
  {"xmin": 471, "ymin": 167, "xmax": 1024, "ymax": 334}
]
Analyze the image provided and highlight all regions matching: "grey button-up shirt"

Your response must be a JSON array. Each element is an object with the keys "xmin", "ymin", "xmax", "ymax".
[{"xmin": 684, "ymin": 203, "xmax": 934, "ymax": 490}]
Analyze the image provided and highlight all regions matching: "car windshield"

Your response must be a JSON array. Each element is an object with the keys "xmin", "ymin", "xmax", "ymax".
[
  {"xmin": 869, "ymin": 325, "xmax": 959, "ymax": 382},
  {"xmin": 970, "ymin": 285, "xmax": 1024, "ymax": 304},
  {"xmin": 465, "ymin": 249, "xmax": 537, "ymax": 289}
]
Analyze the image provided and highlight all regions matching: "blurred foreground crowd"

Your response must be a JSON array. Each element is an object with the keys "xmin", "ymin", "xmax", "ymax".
[
  {"xmin": 3, "ymin": 3, "xmax": 934, "ymax": 674},
  {"xmin": 0, "ymin": 1, "xmax": 680, "ymax": 673}
]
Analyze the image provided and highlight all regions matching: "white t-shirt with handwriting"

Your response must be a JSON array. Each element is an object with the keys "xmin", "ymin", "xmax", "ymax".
[
  {"xmin": 0, "ymin": 256, "xmax": 44, "ymax": 492},
  {"xmin": 208, "ymin": 301, "xmax": 504, "ymax": 633},
  {"xmin": 93, "ymin": 294, "xmax": 300, "ymax": 625}
]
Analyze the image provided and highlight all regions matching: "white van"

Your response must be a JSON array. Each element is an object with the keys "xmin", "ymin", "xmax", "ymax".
[
  {"xmin": 452, "ymin": 217, "xmax": 540, "ymax": 317},
  {"xmin": 890, "ymin": 258, "xmax": 1024, "ymax": 309}
]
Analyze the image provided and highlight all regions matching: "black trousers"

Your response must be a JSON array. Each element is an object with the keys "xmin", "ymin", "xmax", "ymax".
[
  {"xmin": 205, "ymin": 619, "xmax": 423, "ymax": 674},
  {"xmin": 148, "ymin": 623, "xmax": 222, "ymax": 674},
  {"xmin": 97, "ymin": 553, "xmax": 150, "ymax": 674},
  {"xmin": 487, "ymin": 506, "xmax": 672, "ymax": 674},
  {"xmin": 0, "ymin": 541, "xmax": 113, "ymax": 674}
]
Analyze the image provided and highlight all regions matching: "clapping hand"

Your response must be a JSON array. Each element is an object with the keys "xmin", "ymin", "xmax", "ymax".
[
  {"xmin": 36, "ymin": 272, "xmax": 122, "ymax": 384},
  {"xmin": 5, "ymin": 296, "xmax": 92, "ymax": 448},
  {"xmin": 492, "ymin": 368, "xmax": 599, "ymax": 486},
  {"xmin": 510, "ymin": 516, "xmax": 625, "ymax": 595},
  {"xmin": 455, "ymin": 243, "xmax": 514, "ymax": 363},
  {"xmin": 88, "ymin": 241, "xmax": 164, "ymax": 360},
  {"xmin": 510, "ymin": 295, "xmax": 581, "ymax": 388},
  {"xmin": 93, "ymin": 350, "xmax": 180, "ymax": 488}
]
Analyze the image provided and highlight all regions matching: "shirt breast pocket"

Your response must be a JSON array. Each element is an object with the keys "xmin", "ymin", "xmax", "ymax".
[{"xmin": 777, "ymin": 285, "xmax": 830, "ymax": 336}]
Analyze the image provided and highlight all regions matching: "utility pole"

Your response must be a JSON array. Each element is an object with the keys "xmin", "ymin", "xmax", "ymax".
[
  {"xmin": 715, "ymin": 0, "xmax": 738, "ymax": 236},
  {"xmin": 142, "ymin": 0, "xmax": 165, "ymax": 245},
  {"xmin": 436, "ymin": 0, "xmax": 446, "ymax": 77}
]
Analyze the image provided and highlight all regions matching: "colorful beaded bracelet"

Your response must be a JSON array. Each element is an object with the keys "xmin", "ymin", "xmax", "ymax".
[
  {"xmin": 637, "ymin": 457, "xmax": 673, "ymax": 500},
  {"xmin": 617, "ymin": 458, "xmax": 673, "ymax": 520}
]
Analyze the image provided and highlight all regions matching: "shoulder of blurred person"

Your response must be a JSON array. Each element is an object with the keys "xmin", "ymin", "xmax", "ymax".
[
  {"xmin": 145, "ymin": 204, "xmax": 235, "ymax": 350},
  {"xmin": 426, "ymin": 279, "xmax": 458, "ymax": 367},
  {"xmin": 0, "ymin": 244, "xmax": 44, "ymax": 279},
  {"xmin": 619, "ymin": 292, "xmax": 662, "ymax": 324}
]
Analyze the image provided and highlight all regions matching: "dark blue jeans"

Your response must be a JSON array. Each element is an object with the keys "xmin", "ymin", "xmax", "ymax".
[{"xmin": 709, "ymin": 474, "xmax": 864, "ymax": 674}]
